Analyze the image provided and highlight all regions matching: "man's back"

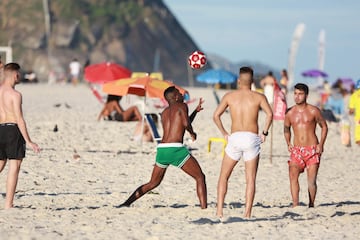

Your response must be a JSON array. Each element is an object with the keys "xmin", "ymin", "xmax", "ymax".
[
  {"xmin": 225, "ymin": 89, "xmax": 269, "ymax": 134},
  {"xmin": 0, "ymin": 85, "xmax": 19, "ymax": 123},
  {"xmin": 161, "ymin": 102, "xmax": 188, "ymax": 143}
]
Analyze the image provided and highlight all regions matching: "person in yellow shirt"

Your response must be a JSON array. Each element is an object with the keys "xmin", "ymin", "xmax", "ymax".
[{"xmin": 349, "ymin": 80, "xmax": 360, "ymax": 146}]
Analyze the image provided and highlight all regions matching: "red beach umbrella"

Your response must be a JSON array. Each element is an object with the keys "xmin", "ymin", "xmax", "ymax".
[{"xmin": 84, "ymin": 62, "xmax": 132, "ymax": 84}]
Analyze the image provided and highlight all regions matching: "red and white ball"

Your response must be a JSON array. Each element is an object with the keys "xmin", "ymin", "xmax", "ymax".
[{"xmin": 188, "ymin": 50, "xmax": 207, "ymax": 69}]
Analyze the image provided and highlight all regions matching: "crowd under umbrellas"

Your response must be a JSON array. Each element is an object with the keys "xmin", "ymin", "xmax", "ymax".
[{"xmin": 300, "ymin": 68, "xmax": 358, "ymax": 130}]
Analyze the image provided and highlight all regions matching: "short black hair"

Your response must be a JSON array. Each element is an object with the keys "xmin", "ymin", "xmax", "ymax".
[
  {"xmin": 4, "ymin": 62, "xmax": 20, "ymax": 72},
  {"xmin": 107, "ymin": 94, "xmax": 121, "ymax": 103},
  {"xmin": 164, "ymin": 86, "xmax": 177, "ymax": 100},
  {"xmin": 294, "ymin": 83, "xmax": 309, "ymax": 95},
  {"xmin": 239, "ymin": 66, "xmax": 253, "ymax": 78}
]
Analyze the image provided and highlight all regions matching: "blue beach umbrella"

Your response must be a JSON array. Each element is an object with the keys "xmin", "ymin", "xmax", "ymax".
[{"xmin": 196, "ymin": 69, "xmax": 238, "ymax": 84}]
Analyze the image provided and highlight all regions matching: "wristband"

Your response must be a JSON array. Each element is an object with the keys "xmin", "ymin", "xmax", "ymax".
[{"xmin": 262, "ymin": 131, "xmax": 268, "ymax": 136}]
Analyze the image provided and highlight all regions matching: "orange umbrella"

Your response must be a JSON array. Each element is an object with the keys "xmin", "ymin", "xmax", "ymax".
[
  {"xmin": 102, "ymin": 76, "xmax": 188, "ymax": 100},
  {"xmin": 103, "ymin": 76, "xmax": 189, "ymax": 145}
]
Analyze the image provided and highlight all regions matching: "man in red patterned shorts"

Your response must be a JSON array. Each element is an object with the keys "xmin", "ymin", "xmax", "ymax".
[{"xmin": 284, "ymin": 83, "xmax": 328, "ymax": 208}]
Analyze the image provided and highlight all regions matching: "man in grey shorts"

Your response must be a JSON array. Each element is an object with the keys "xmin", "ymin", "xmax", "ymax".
[{"xmin": 0, "ymin": 63, "xmax": 40, "ymax": 209}]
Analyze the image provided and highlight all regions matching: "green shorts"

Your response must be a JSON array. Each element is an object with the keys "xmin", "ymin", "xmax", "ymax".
[{"xmin": 155, "ymin": 143, "xmax": 190, "ymax": 168}]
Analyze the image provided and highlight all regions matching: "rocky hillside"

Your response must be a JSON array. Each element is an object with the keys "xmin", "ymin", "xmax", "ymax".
[{"xmin": 0, "ymin": 0, "xmax": 209, "ymax": 86}]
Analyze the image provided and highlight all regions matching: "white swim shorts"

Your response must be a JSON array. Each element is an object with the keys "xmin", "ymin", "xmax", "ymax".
[{"xmin": 225, "ymin": 131, "xmax": 262, "ymax": 161}]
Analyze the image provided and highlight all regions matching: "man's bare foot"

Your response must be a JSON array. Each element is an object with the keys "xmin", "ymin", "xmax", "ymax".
[
  {"xmin": 4, "ymin": 204, "xmax": 13, "ymax": 210},
  {"xmin": 114, "ymin": 203, "xmax": 130, "ymax": 208}
]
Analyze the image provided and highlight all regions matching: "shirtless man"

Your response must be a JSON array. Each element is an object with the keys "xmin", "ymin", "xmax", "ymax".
[
  {"xmin": 116, "ymin": 86, "xmax": 207, "ymax": 209},
  {"xmin": 213, "ymin": 66, "xmax": 273, "ymax": 218},
  {"xmin": 0, "ymin": 63, "xmax": 40, "ymax": 209},
  {"xmin": 284, "ymin": 83, "xmax": 328, "ymax": 208},
  {"xmin": 97, "ymin": 95, "xmax": 142, "ymax": 121}
]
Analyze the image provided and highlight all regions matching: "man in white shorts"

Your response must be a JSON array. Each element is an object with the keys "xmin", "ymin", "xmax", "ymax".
[{"xmin": 213, "ymin": 66, "xmax": 273, "ymax": 219}]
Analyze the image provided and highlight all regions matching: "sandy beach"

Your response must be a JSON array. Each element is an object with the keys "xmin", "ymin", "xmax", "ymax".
[{"xmin": 0, "ymin": 83, "xmax": 359, "ymax": 239}]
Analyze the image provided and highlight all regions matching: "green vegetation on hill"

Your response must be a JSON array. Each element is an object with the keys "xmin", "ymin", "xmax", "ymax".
[
  {"xmin": 52, "ymin": 0, "xmax": 143, "ymax": 25},
  {"xmin": 0, "ymin": 0, "xmax": 203, "ymax": 85}
]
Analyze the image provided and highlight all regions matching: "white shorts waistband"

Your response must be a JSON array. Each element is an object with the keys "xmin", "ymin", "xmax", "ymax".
[{"xmin": 157, "ymin": 143, "xmax": 184, "ymax": 148}]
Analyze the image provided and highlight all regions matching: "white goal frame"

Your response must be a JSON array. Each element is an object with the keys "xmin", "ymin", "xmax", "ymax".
[{"xmin": 0, "ymin": 46, "xmax": 13, "ymax": 63}]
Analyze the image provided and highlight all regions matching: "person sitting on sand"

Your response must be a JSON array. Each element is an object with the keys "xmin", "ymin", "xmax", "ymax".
[{"xmin": 97, "ymin": 95, "xmax": 142, "ymax": 122}]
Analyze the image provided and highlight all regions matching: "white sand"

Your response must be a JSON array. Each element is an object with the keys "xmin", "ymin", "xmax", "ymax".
[{"xmin": 0, "ymin": 83, "xmax": 359, "ymax": 239}]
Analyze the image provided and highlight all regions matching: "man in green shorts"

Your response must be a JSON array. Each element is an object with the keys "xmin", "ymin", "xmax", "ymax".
[{"xmin": 117, "ymin": 86, "xmax": 207, "ymax": 209}]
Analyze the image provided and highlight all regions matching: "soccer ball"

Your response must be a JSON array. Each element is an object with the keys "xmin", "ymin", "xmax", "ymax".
[{"xmin": 188, "ymin": 50, "xmax": 207, "ymax": 69}]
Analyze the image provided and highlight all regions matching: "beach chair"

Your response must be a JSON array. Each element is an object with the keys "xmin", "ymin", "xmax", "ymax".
[{"xmin": 145, "ymin": 113, "xmax": 162, "ymax": 144}]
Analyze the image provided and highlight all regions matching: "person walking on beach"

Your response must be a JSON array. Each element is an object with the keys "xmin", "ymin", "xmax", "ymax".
[
  {"xmin": 69, "ymin": 58, "xmax": 81, "ymax": 85},
  {"xmin": 213, "ymin": 66, "xmax": 273, "ymax": 218},
  {"xmin": 116, "ymin": 86, "xmax": 207, "ymax": 209},
  {"xmin": 284, "ymin": 83, "xmax": 328, "ymax": 208},
  {"xmin": 0, "ymin": 63, "xmax": 40, "ymax": 209},
  {"xmin": 348, "ymin": 79, "xmax": 360, "ymax": 146}
]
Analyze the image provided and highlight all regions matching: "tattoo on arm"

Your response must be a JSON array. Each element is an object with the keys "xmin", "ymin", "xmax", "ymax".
[{"xmin": 284, "ymin": 125, "xmax": 291, "ymax": 133}]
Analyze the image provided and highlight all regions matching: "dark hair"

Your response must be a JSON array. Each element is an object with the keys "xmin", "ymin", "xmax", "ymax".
[
  {"xmin": 106, "ymin": 94, "xmax": 121, "ymax": 103},
  {"xmin": 164, "ymin": 86, "xmax": 177, "ymax": 100},
  {"xmin": 239, "ymin": 66, "xmax": 253, "ymax": 78},
  {"xmin": 4, "ymin": 62, "xmax": 20, "ymax": 72},
  {"xmin": 149, "ymin": 113, "xmax": 158, "ymax": 125},
  {"xmin": 294, "ymin": 83, "xmax": 309, "ymax": 95},
  {"xmin": 282, "ymin": 69, "xmax": 288, "ymax": 77}
]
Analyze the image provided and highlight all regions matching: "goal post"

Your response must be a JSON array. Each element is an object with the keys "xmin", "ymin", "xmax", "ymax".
[{"xmin": 0, "ymin": 46, "xmax": 13, "ymax": 63}]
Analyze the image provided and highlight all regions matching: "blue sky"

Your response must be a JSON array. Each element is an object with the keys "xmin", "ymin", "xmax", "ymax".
[{"xmin": 163, "ymin": 0, "xmax": 360, "ymax": 85}]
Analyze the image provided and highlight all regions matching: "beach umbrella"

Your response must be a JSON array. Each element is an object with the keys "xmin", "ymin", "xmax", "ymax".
[
  {"xmin": 84, "ymin": 62, "xmax": 132, "ymax": 84},
  {"xmin": 102, "ymin": 76, "xmax": 188, "ymax": 100},
  {"xmin": 103, "ymin": 76, "xmax": 188, "ymax": 145},
  {"xmin": 301, "ymin": 69, "xmax": 328, "ymax": 78},
  {"xmin": 196, "ymin": 69, "xmax": 238, "ymax": 84},
  {"xmin": 339, "ymin": 78, "xmax": 355, "ymax": 92}
]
